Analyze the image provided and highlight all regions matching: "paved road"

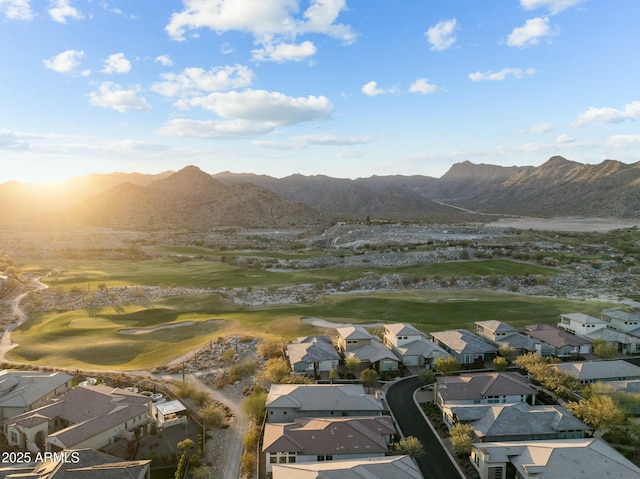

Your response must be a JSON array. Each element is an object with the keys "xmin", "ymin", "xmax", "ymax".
[{"xmin": 386, "ymin": 377, "xmax": 463, "ymax": 479}]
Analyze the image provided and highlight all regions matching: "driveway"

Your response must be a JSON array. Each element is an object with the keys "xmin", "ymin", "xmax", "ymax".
[{"xmin": 386, "ymin": 376, "xmax": 464, "ymax": 479}]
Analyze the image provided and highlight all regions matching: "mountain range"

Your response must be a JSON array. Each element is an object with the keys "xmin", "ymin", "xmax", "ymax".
[{"xmin": 1, "ymin": 156, "xmax": 638, "ymax": 230}]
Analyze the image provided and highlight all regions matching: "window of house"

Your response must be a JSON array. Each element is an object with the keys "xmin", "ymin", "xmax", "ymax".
[{"xmin": 488, "ymin": 466, "xmax": 504, "ymax": 479}]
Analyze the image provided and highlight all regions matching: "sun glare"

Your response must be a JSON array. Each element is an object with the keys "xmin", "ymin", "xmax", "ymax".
[{"xmin": 8, "ymin": 165, "xmax": 83, "ymax": 185}]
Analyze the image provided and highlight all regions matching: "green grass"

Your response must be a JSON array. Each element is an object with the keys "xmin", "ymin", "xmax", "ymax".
[
  {"xmin": 8, "ymin": 289, "xmax": 617, "ymax": 370},
  {"xmin": 8, "ymin": 253, "xmax": 610, "ymax": 370},
  {"xmin": 31, "ymin": 258, "xmax": 558, "ymax": 292}
]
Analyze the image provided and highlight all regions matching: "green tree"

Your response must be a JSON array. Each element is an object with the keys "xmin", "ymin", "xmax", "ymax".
[
  {"xmin": 259, "ymin": 357, "xmax": 292, "ymax": 384},
  {"xmin": 177, "ymin": 438, "xmax": 195, "ymax": 452},
  {"xmin": 492, "ymin": 356, "xmax": 508, "ymax": 372},
  {"xmin": 434, "ymin": 356, "xmax": 460, "ymax": 376},
  {"xmin": 498, "ymin": 346, "xmax": 517, "ymax": 363},
  {"xmin": 418, "ymin": 368, "xmax": 435, "ymax": 385},
  {"xmin": 242, "ymin": 390, "xmax": 267, "ymax": 422},
  {"xmin": 394, "ymin": 436, "xmax": 425, "ymax": 458},
  {"xmin": 592, "ymin": 339, "xmax": 617, "ymax": 359},
  {"xmin": 566, "ymin": 395, "xmax": 625, "ymax": 433},
  {"xmin": 360, "ymin": 368, "xmax": 378, "ymax": 392},
  {"xmin": 450, "ymin": 423, "xmax": 475, "ymax": 456},
  {"xmin": 345, "ymin": 355, "xmax": 361, "ymax": 372},
  {"xmin": 328, "ymin": 368, "xmax": 337, "ymax": 384}
]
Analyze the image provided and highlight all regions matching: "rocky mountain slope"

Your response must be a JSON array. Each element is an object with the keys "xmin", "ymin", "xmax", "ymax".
[
  {"xmin": 70, "ymin": 166, "xmax": 328, "ymax": 229},
  {"xmin": 447, "ymin": 156, "xmax": 640, "ymax": 217},
  {"xmin": 214, "ymin": 156, "xmax": 640, "ymax": 219},
  {"xmin": 1, "ymin": 156, "xmax": 638, "ymax": 229}
]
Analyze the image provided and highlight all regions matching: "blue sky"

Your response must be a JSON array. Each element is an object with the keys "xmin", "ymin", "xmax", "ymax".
[{"xmin": 1, "ymin": 0, "xmax": 639, "ymax": 183}]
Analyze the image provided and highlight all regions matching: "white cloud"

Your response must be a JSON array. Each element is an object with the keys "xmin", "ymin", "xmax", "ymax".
[
  {"xmin": 523, "ymin": 122, "xmax": 553, "ymax": 134},
  {"xmin": 165, "ymin": 0, "xmax": 357, "ymax": 46},
  {"xmin": 571, "ymin": 101, "xmax": 640, "ymax": 127},
  {"xmin": 252, "ymin": 40, "xmax": 317, "ymax": 62},
  {"xmin": 152, "ymin": 65, "xmax": 254, "ymax": 97},
  {"xmin": 507, "ymin": 17, "xmax": 553, "ymax": 48},
  {"xmin": 183, "ymin": 89, "xmax": 333, "ymax": 125},
  {"xmin": 520, "ymin": 0, "xmax": 586, "ymax": 14},
  {"xmin": 87, "ymin": 82, "xmax": 152, "ymax": 112},
  {"xmin": 99, "ymin": 1, "xmax": 126, "ymax": 16},
  {"xmin": 0, "ymin": 0, "xmax": 32, "ymax": 20},
  {"xmin": 425, "ymin": 19, "xmax": 457, "ymax": 51},
  {"xmin": 101, "ymin": 53, "xmax": 132, "ymax": 74},
  {"xmin": 155, "ymin": 55, "xmax": 173, "ymax": 67},
  {"xmin": 298, "ymin": 0, "xmax": 357, "ymax": 43},
  {"xmin": 556, "ymin": 133, "xmax": 575, "ymax": 143},
  {"xmin": 105, "ymin": 139, "xmax": 170, "ymax": 152},
  {"xmin": 43, "ymin": 49, "xmax": 85, "ymax": 73},
  {"xmin": 253, "ymin": 140, "xmax": 299, "ymax": 150},
  {"xmin": 362, "ymin": 81, "xmax": 394, "ymax": 97},
  {"xmin": 157, "ymin": 118, "xmax": 275, "ymax": 139},
  {"xmin": 290, "ymin": 134, "xmax": 373, "ymax": 146},
  {"xmin": 607, "ymin": 134, "xmax": 640, "ymax": 149},
  {"xmin": 409, "ymin": 78, "xmax": 439, "ymax": 95},
  {"xmin": 337, "ymin": 148, "xmax": 365, "ymax": 158},
  {"xmin": 0, "ymin": 128, "xmax": 28, "ymax": 149},
  {"xmin": 48, "ymin": 0, "xmax": 83, "ymax": 23},
  {"xmin": 468, "ymin": 67, "xmax": 535, "ymax": 81}
]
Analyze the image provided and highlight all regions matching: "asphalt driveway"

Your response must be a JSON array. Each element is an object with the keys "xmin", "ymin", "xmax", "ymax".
[{"xmin": 386, "ymin": 376, "xmax": 464, "ymax": 479}]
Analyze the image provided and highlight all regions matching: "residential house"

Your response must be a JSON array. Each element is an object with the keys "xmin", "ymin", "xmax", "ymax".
[
  {"xmin": 336, "ymin": 326, "xmax": 374, "ymax": 354},
  {"xmin": 600, "ymin": 309, "xmax": 640, "ymax": 353},
  {"xmin": 384, "ymin": 323, "xmax": 450, "ymax": 367},
  {"xmin": 441, "ymin": 402, "xmax": 590, "ymax": 442},
  {"xmin": 286, "ymin": 336, "xmax": 340, "ymax": 376},
  {"xmin": 265, "ymin": 384, "xmax": 383, "ymax": 423},
  {"xmin": 336, "ymin": 326, "xmax": 400, "ymax": 372},
  {"xmin": 383, "ymin": 323, "xmax": 427, "ymax": 349},
  {"xmin": 429, "ymin": 329, "xmax": 498, "ymax": 365},
  {"xmin": 2, "ymin": 384, "xmax": 151, "ymax": 452},
  {"xmin": 556, "ymin": 313, "xmax": 640, "ymax": 354},
  {"xmin": 271, "ymin": 455, "xmax": 423, "ymax": 479},
  {"xmin": 474, "ymin": 321, "xmax": 553, "ymax": 357},
  {"xmin": 585, "ymin": 327, "xmax": 638, "ymax": 354},
  {"xmin": 523, "ymin": 324, "xmax": 592, "ymax": 357},
  {"xmin": 150, "ymin": 399, "xmax": 188, "ymax": 429},
  {"xmin": 435, "ymin": 372, "xmax": 536, "ymax": 409},
  {"xmin": 601, "ymin": 308, "xmax": 640, "ymax": 334},
  {"xmin": 470, "ymin": 438, "xmax": 640, "ymax": 479},
  {"xmin": 263, "ymin": 416, "xmax": 395, "ymax": 476},
  {"xmin": 498, "ymin": 332, "xmax": 554, "ymax": 358},
  {"xmin": 344, "ymin": 341, "xmax": 400, "ymax": 373},
  {"xmin": 558, "ymin": 313, "xmax": 606, "ymax": 336},
  {"xmin": 0, "ymin": 370, "xmax": 73, "ymax": 420},
  {"xmin": 394, "ymin": 338, "xmax": 451, "ymax": 368},
  {"xmin": 551, "ymin": 359, "xmax": 640, "ymax": 384},
  {"xmin": 475, "ymin": 321, "xmax": 519, "ymax": 342},
  {"xmin": 0, "ymin": 448, "xmax": 151, "ymax": 479}
]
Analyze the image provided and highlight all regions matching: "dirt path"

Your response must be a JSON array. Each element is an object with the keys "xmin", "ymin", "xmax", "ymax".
[
  {"xmin": 188, "ymin": 374, "xmax": 247, "ymax": 479},
  {"xmin": 0, "ymin": 277, "xmax": 48, "ymax": 362}
]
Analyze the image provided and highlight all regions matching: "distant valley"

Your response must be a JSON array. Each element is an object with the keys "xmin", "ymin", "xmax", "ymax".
[{"xmin": 1, "ymin": 156, "xmax": 639, "ymax": 230}]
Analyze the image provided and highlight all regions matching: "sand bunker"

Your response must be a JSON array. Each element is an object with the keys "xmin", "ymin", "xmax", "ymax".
[
  {"xmin": 301, "ymin": 317, "xmax": 387, "ymax": 329},
  {"xmin": 119, "ymin": 319, "xmax": 223, "ymax": 335}
]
